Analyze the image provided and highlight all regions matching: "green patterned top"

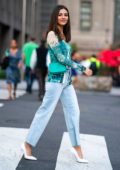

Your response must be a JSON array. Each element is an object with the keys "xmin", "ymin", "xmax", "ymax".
[{"xmin": 46, "ymin": 31, "xmax": 86, "ymax": 84}]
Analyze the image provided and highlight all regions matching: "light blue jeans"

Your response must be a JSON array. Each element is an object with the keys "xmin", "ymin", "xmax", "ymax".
[{"xmin": 26, "ymin": 82, "xmax": 80, "ymax": 147}]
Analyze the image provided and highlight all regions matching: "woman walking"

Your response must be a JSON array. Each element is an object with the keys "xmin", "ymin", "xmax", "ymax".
[
  {"xmin": 5, "ymin": 40, "xmax": 22, "ymax": 100},
  {"xmin": 22, "ymin": 5, "xmax": 92, "ymax": 163}
]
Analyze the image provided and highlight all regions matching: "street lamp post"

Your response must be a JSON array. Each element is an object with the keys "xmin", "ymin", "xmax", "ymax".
[
  {"xmin": 31, "ymin": 0, "xmax": 36, "ymax": 37},
  {"xmin": 21, "ymin": 0, "xmax": 26, "ymax": 45},
  {"xmin": 21, "ymin": 0, "xmax": 26, "ymax": 80}
]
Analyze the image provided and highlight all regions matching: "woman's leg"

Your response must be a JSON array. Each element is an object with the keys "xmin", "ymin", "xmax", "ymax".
[
  {"xmin": 25, "ymin": 82, "xmax": 63, "ymax": 147},
  {"xmin": 13, "ymin": 83, "xmax": 17, "ymax": 99},
  {"xmin": 60, "ymin": 84, "xmax": 83, "ymax": 158},
  {"xmin": 7, "ymin": 83, "xmax": 12, "ymax": 99}
]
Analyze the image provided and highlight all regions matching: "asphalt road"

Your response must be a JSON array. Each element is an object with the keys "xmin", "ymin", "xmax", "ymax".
[{"xmin": 0, "ymin": 89, "xmax": 120, "ymax": 170}]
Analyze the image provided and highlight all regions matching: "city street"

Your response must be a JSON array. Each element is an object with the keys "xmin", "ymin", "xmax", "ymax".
[
  {"xmin": 1, "ymin": 1, "xmax": 120, "ymax": 170},
  {"xmin": 0, "ymin": 81, "xmax": 120, "ymax": 170}
]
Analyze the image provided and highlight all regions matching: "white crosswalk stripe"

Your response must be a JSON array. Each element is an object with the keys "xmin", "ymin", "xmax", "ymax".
[
  {"xmin": 55, "ymin": 132, "xmax": 113, "ymax": 170},
  {"xmin": 0, "ymin": 128, "xmax": 113, "ymax": 170},
  {"xmin": 0, "ymin": 103, "xmax": 4, "ymax": 107},
  {"xmin": 0, "ymin": 127, "xmax": 28, "ymax": 170}
]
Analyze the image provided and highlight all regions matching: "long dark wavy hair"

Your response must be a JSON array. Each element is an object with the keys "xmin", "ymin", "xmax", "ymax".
[{"xmin": 47, "ymin": 5, "xmax": 71, "ymax": 42}]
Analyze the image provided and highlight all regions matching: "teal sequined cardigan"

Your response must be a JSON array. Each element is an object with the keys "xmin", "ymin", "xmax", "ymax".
[{"xmin": 46, "ymin": 31, "xmax": 86, "ymax": 83}]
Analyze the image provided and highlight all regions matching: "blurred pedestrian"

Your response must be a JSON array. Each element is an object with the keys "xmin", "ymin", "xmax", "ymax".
[
  {"xmin": 21, "ymin": 5, "xmax": 92, "ymax": 163},
  {"xmin": 22, "ymin": 37, "xmax": 38, "ymax": 93},
  {"xmin": 4, "ymin": 40, "xmax": 22, "ymax": 100},
  {"xmin": 71, "ymin": 50, "xmax": 80, "ymax": 88},
  {"xmin": 30, "ymin": 40, "xmax": 48, "ymax": 101},
  {"xmin": 89, "ymin": 54, "xmax": 100, "ymax": 75}
]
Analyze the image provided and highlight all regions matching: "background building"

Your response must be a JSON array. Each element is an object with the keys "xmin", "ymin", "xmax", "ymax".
[
  {"xmin": 0, "ymin": 0, "xmax": 57, "ymax": 57},
  {"xmin": 58, "ymin": 0, "xmax": 115, "ymax": 55},
  {"xmin": 0, "ymin": 0, "xmax": 120, "ymax": 57}
]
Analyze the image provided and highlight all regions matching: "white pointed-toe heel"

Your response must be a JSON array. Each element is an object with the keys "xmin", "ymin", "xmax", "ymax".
[
  {"xmin": 70, "ymin": 147, "xmax": 88, "ymax": 163},
  {"xmin": 21, "ymin": 143, "xmax": 37, "ymax": 161}
]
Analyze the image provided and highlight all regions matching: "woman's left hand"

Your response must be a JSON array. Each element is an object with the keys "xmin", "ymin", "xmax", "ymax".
[
  {"xmin": 84, "ymin": 68, "xmax": 93, "ymax": 76},
  {"xmin": 18, "ymin": 61, "xmax": 24, "ymax": 69}
]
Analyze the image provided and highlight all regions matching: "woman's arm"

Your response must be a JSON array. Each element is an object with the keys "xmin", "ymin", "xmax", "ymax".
[
  {"xmin": 47, "ymin": 31, "xmax": 86, "ymax": 73},
  {"xmin": 18, "ymin": 50, "xmax": 24, "ymax": 69}
]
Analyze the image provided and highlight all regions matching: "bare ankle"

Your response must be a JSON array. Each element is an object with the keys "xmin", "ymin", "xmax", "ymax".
[
  {"xmin": 25, "ymin": 142, "xmax": 32, "ymax": 149},
  {"xmin": 73, "ymin": 146, "xmax": 81, "ymax": 151},
  {"xmin": 73, "ymin": 146, "xmax": 83, "ymax": 159},
  {"xmin": 24, "ymin": 142, "xmax": 32, "ymax": 155}
]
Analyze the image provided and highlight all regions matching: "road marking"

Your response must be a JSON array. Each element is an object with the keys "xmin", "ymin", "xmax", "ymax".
[
  {"xmin": 0, "ymin": 129, "xmax": 113, "ymax": 170},
  {"xmin": 110, "ymin": 88, "xmax": 120, "ymax": 96},
  {"xmin": 0, "ymin": 103, "xmax": 4, "ymax": 107},
  {"xmin": 0, "ymin": 89, "xmax": 26, "ymax": 100},
  {"xmin": 55, "ymin": 132, "xmax": 113, "ymax": 170},
  {"xmin": 0, "ymin": 127, "xmax": 28, "ymax": 170}
]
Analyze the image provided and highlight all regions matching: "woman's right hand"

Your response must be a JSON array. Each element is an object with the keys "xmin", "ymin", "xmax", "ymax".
[{"xmin": 84, "ymin": 68, "xmax": 93, "ymax": 76}]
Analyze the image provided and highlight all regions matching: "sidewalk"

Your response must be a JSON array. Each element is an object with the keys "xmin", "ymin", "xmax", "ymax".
[
  {"xmin": 0, "ymin": 80, "xmax": 39, "ymax": 90},
  {"xmin": 0, "ymin": 79, "xmax": 120, "ymax": 96},
  {"xmin": 0, "ymin": 80, "xmax": 38, "ymax": 100}
]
